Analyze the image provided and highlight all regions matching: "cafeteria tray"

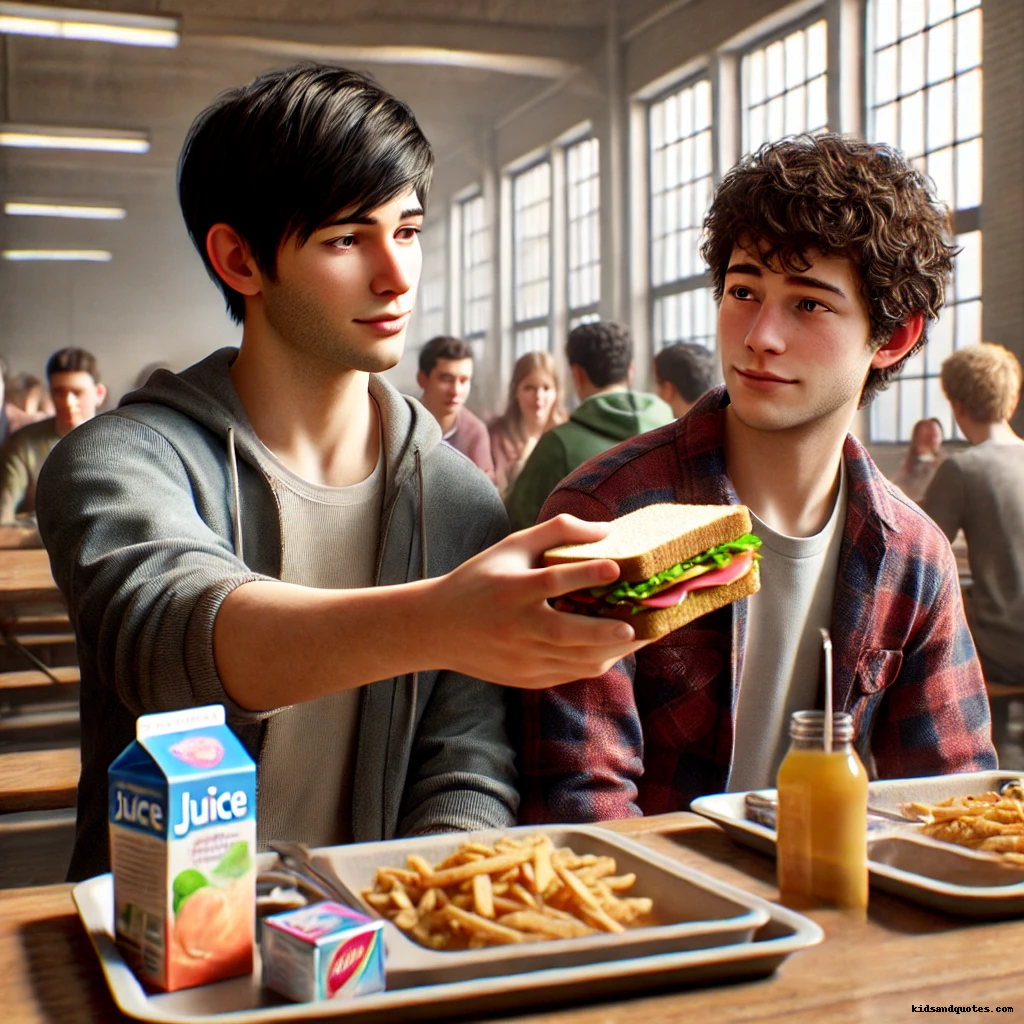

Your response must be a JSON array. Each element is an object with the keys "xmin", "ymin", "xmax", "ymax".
[
  {"xmin": 692, "ymin": 770, "xmax": 1024, "ymax": 918},
  {"xmin": 72, "ymin": 825, "xmax": 823, "ymax": 1023}
]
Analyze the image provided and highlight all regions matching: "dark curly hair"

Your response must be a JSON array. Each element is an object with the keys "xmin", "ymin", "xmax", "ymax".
[
  {"xmin": 700, "ymin": 134, "xmax": 957, "ymax": 405},
  {"xmin": 565, "ymin": 320, "xmax": 633, "ymax": 388}
]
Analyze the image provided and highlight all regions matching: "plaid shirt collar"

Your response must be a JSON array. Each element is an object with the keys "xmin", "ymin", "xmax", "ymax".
[{"xmin": 677, "ymin": 385, "xmax": 900, "ymax": 714}]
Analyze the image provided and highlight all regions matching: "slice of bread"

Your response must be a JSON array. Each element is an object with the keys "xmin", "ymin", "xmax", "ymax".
[
  {"xmin": 544, "ymin": 503, "xmax": 753, "ymax": 581},
  {"xmin": 628, "ymin": 560, "xmax": 760, "ymax": 640}
]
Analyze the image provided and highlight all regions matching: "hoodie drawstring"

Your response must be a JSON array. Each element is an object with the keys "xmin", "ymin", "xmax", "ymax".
[{"xmin": 226, "ymin": 425, "xmax": 244, "ymax": 561}]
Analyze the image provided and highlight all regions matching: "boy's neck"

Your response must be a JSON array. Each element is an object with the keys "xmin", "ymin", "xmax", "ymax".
[
  {"xmin": 723, "ymin": 405, "xmax": 849, "ymax": 538},
  {"xmin": 959, "ymin": 417, "xmax": 1022, "ymax": 447},
  {"xmin": 230, "ymin": 327, "xmax": 380, "ymax": 488}
]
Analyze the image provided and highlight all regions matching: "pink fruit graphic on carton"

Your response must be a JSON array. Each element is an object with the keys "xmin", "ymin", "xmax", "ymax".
[{"xmin": 169, "ymin": 736, "xmax": 224, "ymax": 768}]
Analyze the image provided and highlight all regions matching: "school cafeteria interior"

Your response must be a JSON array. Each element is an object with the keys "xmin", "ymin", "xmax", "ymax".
[{"xmin": 3, "ymin": 0, "xmax": 1024, "ymax": 1021}]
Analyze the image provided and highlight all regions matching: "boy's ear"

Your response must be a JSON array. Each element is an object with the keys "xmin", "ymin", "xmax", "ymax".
[
  {"xmin": 416, "ymin": 370, "xmax": 428, "ymax": 390},
  {"xmin": 870, "ymin": 312, "xmax": 925, "ymax": 370},
  {"xmin": 206, "ymin": 223, "xmax": 263, "ymax": 298}
]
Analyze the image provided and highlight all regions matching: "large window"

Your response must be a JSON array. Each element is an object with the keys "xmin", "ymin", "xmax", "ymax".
[
  {"xmin": 742, "ymin": 19, "xmax": 828, "ymax": 154},
  {"xmin": 867, "ymin": 0, "xmax": 982, "ymax": 441},
  {"xmin": 566, "ymin": 136, "xmax": 600, "ymax": 328},
  {"xmin": 511, "ymin": 160, "xmax": 553, "ymax": 357},
  {"xmin": 414, "ymin": 225, "xmax": 446, "ymax": 346},
  {"xmin": 649, "ymin": 78, "xmax": 717, "ymax": 351},
  {"xmin": 459, "ymin": 193, "xmax": 490, "ymax": 344}
]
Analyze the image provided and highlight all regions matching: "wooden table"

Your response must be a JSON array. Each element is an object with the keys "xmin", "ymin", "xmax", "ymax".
[
  {"xmin": 0, "ymin": 549, "xmax": 60, "ymax": 605},
  {"xmin": 3, "ymin": 813, "xmax": 1023, "ymax": 1023}
]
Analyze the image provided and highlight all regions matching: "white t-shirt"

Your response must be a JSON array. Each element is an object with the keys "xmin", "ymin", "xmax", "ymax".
[
  {"xmin": 252, "ymin": 422, "xmax": 385, "ymax": 846},
  {"xmin": 727, "ymin": 464, "xmax": 848, "ymax": 792}
]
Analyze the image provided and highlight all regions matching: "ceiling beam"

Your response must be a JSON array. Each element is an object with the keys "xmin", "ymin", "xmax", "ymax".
[{"xmin": 182, "ymin": 15, "xmax": 602, "ymax": 80}]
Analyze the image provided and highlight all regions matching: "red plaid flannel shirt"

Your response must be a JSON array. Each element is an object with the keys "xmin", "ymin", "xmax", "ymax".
[{"xmin": 519, "ymin": 387, "xmax": 997, "ymax": 823}]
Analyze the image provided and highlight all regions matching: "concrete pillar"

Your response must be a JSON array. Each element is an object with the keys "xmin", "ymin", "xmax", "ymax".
[{"xmin": 980, "ymin": 0, "xmax": 1024, "ymax": 432}]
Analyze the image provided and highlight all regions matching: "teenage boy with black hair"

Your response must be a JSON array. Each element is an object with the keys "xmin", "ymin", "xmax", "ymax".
[
  {"xmin": 37, "ymin": 65, "xmax": 646, "ymax": 880},
  {"xmin": 416, "ymin": 335, "xmax": 494, "ymax": 478},
  {"xmin": 520, "ymin": 134, "xmax": 996, "ymax": 824},
  {"xmin": 654, "ymin": 342, "xmax": 718, "ymax": 418}
]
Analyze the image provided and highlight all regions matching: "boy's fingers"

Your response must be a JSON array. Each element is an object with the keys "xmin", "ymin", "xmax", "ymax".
[
  {"xmin": 536, "ymin": 559, "xmax": 621, "ymax": 598},
  {"xmin": 512, "ymin": 514, "xmax": 612, "ymax": 556}
]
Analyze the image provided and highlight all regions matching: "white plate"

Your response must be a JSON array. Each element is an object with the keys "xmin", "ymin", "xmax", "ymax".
[
  {"xmin": 73, "ymin": 825, "xmax": 823, "ymax": 1023},
  {"xmin": 692, "ymin": 770, "xmax": 1024, "ymax": 917}
]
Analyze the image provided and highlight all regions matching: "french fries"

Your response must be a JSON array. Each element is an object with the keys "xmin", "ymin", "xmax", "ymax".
[
  {"xmin": 901, "ymin": 789, "xmax": 1024, "ymax": 864},
  {"xmin": 360, "ymin": 834, "xmax": 654, "ymax": 950}
]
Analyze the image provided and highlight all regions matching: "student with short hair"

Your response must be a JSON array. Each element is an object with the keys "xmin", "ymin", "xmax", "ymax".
[
  {"xmin": 520, "ymin": 135, "xmax": 996, "ymax": 824},
  {"xmin": 654, "ymin": 342, "xmax": 718, "ymax": 418},
  {"xmin": 37, "ymin": 65, "xmax": 647, "ymax": 881},
  {"xmin": 506, "ymin": 321, "xmax": 673, "ymax": 531},
  {"xmin": 0, "ymin": 347, "xmax": 106, "ymax": 524},
  {"xmin": 416, "ymin": 335, "xmax": 494, "ymax": 478},
  {"xmin": 923, "ymin": 343, "xmax": 1024, "ymax": 690}
]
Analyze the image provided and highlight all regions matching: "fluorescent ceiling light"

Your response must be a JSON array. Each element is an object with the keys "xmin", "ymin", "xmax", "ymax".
[
  {"xmin": 0, "ymin": 3, "xmax": 178, "ymax": 47},
  {"xmin": 3, "ymin": 249, "xmax": 112, "ymax": 261},
  {"xmin": 5, "ymin": 201, "xmax": 126, "ymax": 219},
  {"xmin": 0, "ymin": 124, "xmax": 149, "ymax": 153}
]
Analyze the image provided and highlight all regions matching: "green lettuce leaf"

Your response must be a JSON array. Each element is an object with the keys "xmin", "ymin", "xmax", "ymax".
[{"xmin": 593, "ymin": 534, "xmax": 762, "ymax": 604}]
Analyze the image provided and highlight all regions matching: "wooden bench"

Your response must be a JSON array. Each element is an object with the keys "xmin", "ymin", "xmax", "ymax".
[
  {"xmin": 0, "ymin": 667, "xmax": 80, "ymax": 691},
  {"xmin": 0, "ymin": 747, "xmax": 79, "ymax": 812}
]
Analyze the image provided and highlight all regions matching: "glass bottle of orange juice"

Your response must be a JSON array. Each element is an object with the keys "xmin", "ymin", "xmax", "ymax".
[{"xmin": 776, "ymin": 710, "xmax": 868, "ymax": 911}]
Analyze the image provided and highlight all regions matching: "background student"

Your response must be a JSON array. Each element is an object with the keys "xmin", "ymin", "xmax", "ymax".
[
  {"xmin": 653, "ymin": 342, "xmax": 718, "ymax": 419},
  {"xmin": 506, "ymin": 320, "xmax": 673, "ymax": 531},
  {"xmin": 923, "ymin": 343, "xmax": 1024, "ymax": 765},
  {"xmin": 488, "ymin": 351, "xmax": 566, "ymax": 499},
  {"xmin": 416, "ymin": 334, "xmax": 494, "ymax": 479}
]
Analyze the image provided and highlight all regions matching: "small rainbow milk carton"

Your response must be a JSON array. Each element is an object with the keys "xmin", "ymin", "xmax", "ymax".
[
  {"xmin": 108, "ymin": 704, "xmax": 256, "ymax": 991},
  {"xmin": 261, "ymin": 902, "xmax": 386, "ymax": 1003}
]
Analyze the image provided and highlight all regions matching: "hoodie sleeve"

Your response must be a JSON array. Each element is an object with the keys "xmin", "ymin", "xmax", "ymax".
[
  {"xmin": 36, "ymin": 412, "xmax": 276, "ymax": 724},
  {"xmin": 397, "ymin": 500, "xmax": 519, "ymax": 835}
]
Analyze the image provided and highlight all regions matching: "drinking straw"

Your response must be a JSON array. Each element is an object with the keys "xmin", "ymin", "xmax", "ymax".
[{"xmin": 820, "ymin": 628, "xmax": 833, "ymax": 754}]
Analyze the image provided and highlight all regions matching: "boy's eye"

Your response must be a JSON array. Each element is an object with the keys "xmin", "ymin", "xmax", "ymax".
[
  {"xmin": 731, "ymin": 286, "xmax": 754, "ymax": 300},
  {"xmin": 799, "ymin": 298, "xmax": 827, "ymax": 312},
  {"xmin": 397, "ymin": 227, "xmax": 421, "ymax": 240},
  {"xmin": 332, "ymin": 235, "xmax": 355, "ymax": 248}
]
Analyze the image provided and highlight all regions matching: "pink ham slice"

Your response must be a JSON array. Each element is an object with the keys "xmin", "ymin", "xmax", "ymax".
[{"xmin": 636, "ymin": 550, "xmax": 755, "ymax": 609}]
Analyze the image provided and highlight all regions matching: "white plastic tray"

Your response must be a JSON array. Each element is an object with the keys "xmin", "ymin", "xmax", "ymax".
[
  {"xmin": 73, "ymin": 826, "xmax": 823, "ymax": 1022},
  {"xmin": 692, "ymin": 770, "xmax": 1024, "ymax": 917}
]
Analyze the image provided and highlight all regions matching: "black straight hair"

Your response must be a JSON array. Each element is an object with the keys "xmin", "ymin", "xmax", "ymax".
[
  {"xmin": 565, "ymin": 321, "xmax": 633, "ymax": 389},
  {"xmin": 178, "ymin": 63, "xmax": 434, "ymax": 323}
]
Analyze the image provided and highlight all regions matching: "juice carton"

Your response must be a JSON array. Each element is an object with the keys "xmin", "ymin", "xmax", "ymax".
[
  {"xmin": 108, "ymin": 704, "xmax": 256, "ymax": 992},
  {"xmin": 261, "ymin": 902, "xmax": 386, "ymax": 1003}
]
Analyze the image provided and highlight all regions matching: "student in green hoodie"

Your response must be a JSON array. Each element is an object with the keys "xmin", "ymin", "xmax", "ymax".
[{"xmin": 507, "ymin": 321, "xmax": 674, "ymax": 531}]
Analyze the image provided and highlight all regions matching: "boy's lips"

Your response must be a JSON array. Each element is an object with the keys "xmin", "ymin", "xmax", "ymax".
[
  {"xmin": 354, "ymin": 311, "xmax": 410, "ymax": 334},
  {"xmin": 734, "ymin": 367, "xmax": 798, "ymax": 389}
]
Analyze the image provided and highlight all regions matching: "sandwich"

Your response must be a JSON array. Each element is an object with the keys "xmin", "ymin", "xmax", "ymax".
[{"xmin": 545, "ymin": 503, "xmax": 761, "ymax": 641}]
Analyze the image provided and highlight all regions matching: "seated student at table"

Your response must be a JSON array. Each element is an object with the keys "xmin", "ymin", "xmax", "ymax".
[
  {"xmin": 0, "ymin": 348, "xmax": 106, "ymax": 526},
  {"xmin": 416, "ymin": 335, "xmax": 494, "ymax": 479},
  {"xmin": 894, "ymin": 417, "xmax": 945, "ymax": 503},
  {"xmin": 923, "ymin": 344, "xmax": 1024, "ymax": 745},
  {"xmin": 36, "ymin": 65, "xmax": 646, "ymax": 881},
  {"xmin": 653, "ymin": 342, "xmax": 718, "ymax": 419},
  {"xmin": 518, "ymin": 134, "xmax": 997, "ymax": 823},
  {"xmin": 506, "ymin": 321, "xmax": 674, "ymax": 532}
]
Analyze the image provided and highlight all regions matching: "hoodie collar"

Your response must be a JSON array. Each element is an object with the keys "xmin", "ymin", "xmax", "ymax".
[{"xmin": 121, "ymin": 346, "xmax": 442, "ymax": 509}]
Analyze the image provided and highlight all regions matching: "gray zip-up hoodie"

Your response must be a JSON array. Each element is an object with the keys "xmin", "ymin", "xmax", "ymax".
[{"xmin": 37, "ymin": 348, "xmax": 518, "ymax": 881}]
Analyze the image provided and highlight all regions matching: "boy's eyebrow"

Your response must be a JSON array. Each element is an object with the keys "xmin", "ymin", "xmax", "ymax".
[
  {"xmin": 725, "ymin": 262, "xmax": 847, "ymax": 299},
  {"xmin": 323, "ymin": 205, "xmax": 425, "ymax": 228}
]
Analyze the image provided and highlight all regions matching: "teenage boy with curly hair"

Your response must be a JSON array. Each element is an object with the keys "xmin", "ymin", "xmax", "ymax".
[
  {"xmin": 36, "ymin": 65, "xmax": 646, "ymax": 879},
  {"xmin": 520, "ymin": 134, "xmax": 996, "ymax": 824}
]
